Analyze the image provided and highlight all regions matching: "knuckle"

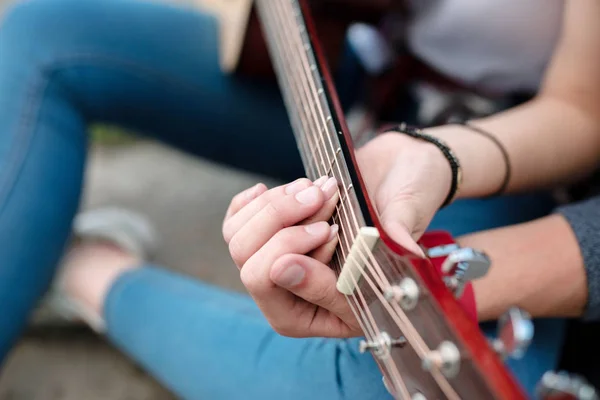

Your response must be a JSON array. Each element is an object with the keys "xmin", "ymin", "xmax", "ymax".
[
  {"xmin": 296, "ymin": 178, "xmax": 312, "ymax": 187},
  {"xmin": 230, "ymin": 192, "xmax": 245, "ymax": 209},
  {"xmin": 228, "ymin": 235, "xmax": 247, "ymax": 265},
  {"xmin": 310, "ymin": 286, "xmax": 334, "ymax": 308},
  {"xmin": 263, "ymin": 201, "xmax": 282, "ymax": 220},
  {"xmin": 271, "ymin": 227, "xmax": 297, "ymax": 248},
  {"xmin": 270, "ymin": 319, "xmax": 295, "ymax": 337},
  {"xmin": 239, "ymin": 265, "xmax": 259, "ymax": 291},
  {"xmin": 222, "ymin": 221, "xmax": 233, "ymax": 243}
]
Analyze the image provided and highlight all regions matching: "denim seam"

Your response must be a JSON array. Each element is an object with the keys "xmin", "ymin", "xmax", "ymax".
[{"xmin": 0, "ymin": 51, "xmax": 216, "ymax": 220}]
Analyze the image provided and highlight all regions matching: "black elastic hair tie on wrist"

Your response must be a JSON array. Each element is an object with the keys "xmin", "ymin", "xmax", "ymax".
[
  {"xmin": 383, "ymin": 123, "xmax": 462, "ymax": 208},
  {"xmin": 459, "ymin": 121, "xmax": 511, "ymax": 196}
]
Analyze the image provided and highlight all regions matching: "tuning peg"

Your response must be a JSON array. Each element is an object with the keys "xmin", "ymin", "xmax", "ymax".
[
  {"xmin": 489, "ymin": 307, "xmax": 534, "ymax": 360},
  {"xmin": 537, "ymin": 371, "xmax": 599, "ymax": 400},
  {"xmin": 441, "ymin": 247, "xmax": 491, "ymax": 297}
]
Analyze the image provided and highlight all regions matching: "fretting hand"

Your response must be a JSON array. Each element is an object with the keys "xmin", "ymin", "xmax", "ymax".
[
  {"xmin": 222, "ymin": 131, "xmax": 459, "ymax": 338},
  {"xmin": 222, "ymin": 176, "xmax": 362, "ymax": 337}
]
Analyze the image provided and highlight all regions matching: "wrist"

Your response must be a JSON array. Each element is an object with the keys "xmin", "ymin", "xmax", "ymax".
[
  {"xmin": 383, "ymin": 125, "xmax": 460, "ymax": 208},
  {"xmin": 425, "ymin": 125, "xmax": 507, "ymax": 199}
]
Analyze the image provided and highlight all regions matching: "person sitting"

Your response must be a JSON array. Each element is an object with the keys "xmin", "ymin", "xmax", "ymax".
[{"xmin": 0, "ymin": 0, "xmax": 598, "ymax": 398}]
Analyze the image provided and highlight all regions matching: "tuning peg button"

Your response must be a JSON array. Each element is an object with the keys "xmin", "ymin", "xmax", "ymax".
[
  {"xmin": 441, "ymin": 247, "xmax": 491, "ymax": 297},
  {"xmin": 490, "ymin": 307, "xmax": 534, "ymax": 360}
]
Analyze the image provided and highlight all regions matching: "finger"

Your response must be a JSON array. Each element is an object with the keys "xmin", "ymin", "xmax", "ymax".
[
  {"xmin": 228, "ymin": 186, "xmax": 327, "ymax": 268},
  {"xmin": 240, "ymin": 221, "xmax": 334, "ymax": 289},
  {"xmin": 222, "ymin": 177, "xmax": 313, "ymax": 243},
  {"xmin": 239, "ymin": 222, "xmax": 336, "ymax": 332},
  {"xmin": 224, "ymin": 183, "xmax": 268, "ymax": 221},
  {"xmin": 309, "ymin": 224, "xmax": 339, "ymax": 264},
  {"xmin": 301, "ymin": 177, "xmax": 339, "ymax": 225},
  {"xmin": 270, "ymin": 253, "xmax": 356, "ymax": 324},
  {"xmin": 380, "ymin": 217, "xmax": 425, "ymax": 258},
  {"xmin": 241, "ymin": 224, "xmax": 354, "ymax": 337},
  {"xmin": 376, "ymin": 162, "xmax": 427, "ymax": 258}
]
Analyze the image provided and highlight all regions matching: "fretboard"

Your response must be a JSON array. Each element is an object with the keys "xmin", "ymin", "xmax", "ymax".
[{"xmin": 255, "ymin": 0, "xmax": 373, "ymax": 263}]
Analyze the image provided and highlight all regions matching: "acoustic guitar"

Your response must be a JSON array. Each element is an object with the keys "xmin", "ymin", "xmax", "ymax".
[{"xmin": 194, "ymin": 1, "xmax": 599, "ymax": 398}]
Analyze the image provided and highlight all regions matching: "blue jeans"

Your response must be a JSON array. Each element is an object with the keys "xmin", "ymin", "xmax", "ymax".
[{"xmin": 0, "ymin": 0, "xmax": 563, "ymax": 398}]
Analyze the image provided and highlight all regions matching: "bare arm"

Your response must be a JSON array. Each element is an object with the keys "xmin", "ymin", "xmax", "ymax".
[
  {"xmin": 461, "ymin": 214, "xmax": 586, "ymax": 321},
  {"xmin": 430, "ymin": 0, "xmax": 600, "ymax": 198}
]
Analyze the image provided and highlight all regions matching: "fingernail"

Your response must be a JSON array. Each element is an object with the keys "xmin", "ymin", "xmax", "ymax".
[
  {"xmin": 322, "ymin": 177, "xmax": 338, "ymax": 200},
  {"xmin": 295, "ymin": 186, "xmax": 320, "ymax": 205},
  {"xmin": 272, "ymin": 264, "xmax": 305, "ymax": 287},
  {"xmin": 304, "ymin": 221, "xmax": 329, "ymax": 236},
  {"xmin": 245, "ymin": 183, "xmax": 263, "ymax": 200},
  {"xmin": 285, "ymin": 179, "xmax": 310, "ymax": 195},
  {"xmin": 328, "ymin": 224, "xmax": 339, "ymax": 241},
  {"xmin": 314, "ymin": 175, "xmax": 328, "ymax": 187}
]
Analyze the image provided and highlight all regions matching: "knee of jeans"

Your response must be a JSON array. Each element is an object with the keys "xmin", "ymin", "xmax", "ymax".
[{"xmin": 0, "ymin": 0, "xmax": 79, "ymax": 67}]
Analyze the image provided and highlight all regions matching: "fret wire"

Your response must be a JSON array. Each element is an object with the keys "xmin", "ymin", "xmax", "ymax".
[
  {"xmin": 266, "ymin": 3, "xmax": 395, "ymax": 356},
  {"xmin": 278, "ymin": 18, "xmax": 334, "ymax": 175},
  {"xmin": 272, "ymin": 4, "xmax": 458, "ymax": 398},
  {"xmin": 260, "ymin": 0, "xmax": 420, "ymax": 390},
  {"xmin": 270, "ymin": 3, "xmax": 402, "ymax": 387},
  {"xmin": 259, "ymin": 2, "xmax": 379, "ymax": 341},
  {"xmin": 258, "ymin": 4, "xmax": 422, "ymax": 398},
  {"xmin": 268, "ymin": 0, "xmax": 360, "ymax": 284},
  {"xmin": 269, "ymin": 5, "xmax": 331, "ymax": 180},
  {"xmin": 277, "ymin": 8, "xmax": 371, "ymax": 311},
  {"xmin": 268, "ymin": 2, "xmax": 359, "ymax": 254},
  {"xmin": 256, "ymin": 4, "xmax": 317, "ymax": 180},
  {"xmin": 281, "ymin": 1, "xmax": 364, "ymax": 233},
  {"xmin": 270, "ymin": 0, "xmax": 378, "ymax": 316},
  {"xmin": 259, "ymin": 6, "xmax": 465, "ymax": 397},
  {"xmin": 268, "ymin": 3, "xmax": 358, "ymax": 268},
  {"xmin": 268, "ymin": 0, "xmax": 375, "ymax": 332}
]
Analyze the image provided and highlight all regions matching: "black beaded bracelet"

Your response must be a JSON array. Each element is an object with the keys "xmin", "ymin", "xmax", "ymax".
[{"xmin": 383, "ymin": 123, "xmax": 462, "ymax": 208}]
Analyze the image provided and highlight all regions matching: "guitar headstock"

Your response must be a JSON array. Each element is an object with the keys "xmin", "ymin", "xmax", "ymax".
[{"xmin": 332, "ymin": 225, "xmax": 530, "ymax": 399}]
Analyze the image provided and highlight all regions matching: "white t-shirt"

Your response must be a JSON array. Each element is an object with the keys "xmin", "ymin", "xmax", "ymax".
[{"xmin": 349, "ymin": 0, "xmax": 564, "ymax": 94}]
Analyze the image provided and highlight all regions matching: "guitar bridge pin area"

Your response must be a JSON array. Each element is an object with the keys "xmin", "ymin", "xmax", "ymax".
[
  {"xmin": 421, "ymin": 341, "xmax": 461, "ymax": 378},
  {"xmin": 384, "ymin": 277, "xmax": 420, "ymax": 310},
  {"xmin": 359, "ymin": 332, "xmax": 406, "ymax": 359}
]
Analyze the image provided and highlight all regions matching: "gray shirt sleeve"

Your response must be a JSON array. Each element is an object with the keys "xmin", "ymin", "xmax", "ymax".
[{"xmin": 557, "ymin": 195, "xmax": 600, "ymax": 321}]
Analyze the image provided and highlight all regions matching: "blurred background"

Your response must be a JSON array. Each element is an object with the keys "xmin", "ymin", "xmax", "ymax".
[{"xmin": 0, "ymin": 0, "xmax": 272, "ymax": 398}]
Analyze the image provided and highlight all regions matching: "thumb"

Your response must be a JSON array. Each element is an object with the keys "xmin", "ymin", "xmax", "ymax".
[
  {"xmin": 270, "ymin": 254, "xmax": 355, "ymax": 323},
  {"xmin": 381, "ymin": 218, "xmax": 426, "ymax": 258},
  {"xmin": 378, "ymin": 193, "xmax": 426, "ymax": 258}
]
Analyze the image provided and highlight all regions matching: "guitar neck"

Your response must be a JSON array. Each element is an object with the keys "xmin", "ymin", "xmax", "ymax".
[
  {"xmin": 255, "ymin": 0, "xmax": 373, "ymax": 239},
  {"xmin": 255, "ymin": 2, "xmax": 528, "ymax": 399}
]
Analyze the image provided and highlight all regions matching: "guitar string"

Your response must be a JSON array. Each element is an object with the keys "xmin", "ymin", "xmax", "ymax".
[
  {"xmin": 259, "ymin": 9, "xmax": 410, "ymax": 392},
  {"xmin": 263, "ymin": 1, "xmax": 382, "ymax": 343},
  {"xmin": 276, "ymin": 2, "xmax": 463, "ymax": 398},
  {"xmin": 271, "ymin": 0, "xmax": 419, "ymax": 393},
  {"xmin": 264, "ymin": 1, "xmax": 461, "ymax": 398},
  {"xmin": 355, "ymin": 237, "xmax": 462, "ymax": 399},
  {"xmin": 272, "ymin": 2, "xmax": 411, "ymax": 396},
  {"xmin": 269, "ymin": 6, "xmax": 415, "ymax": 398},
  {"xmin": 257, "ymin": 1, "xmax": 379, "ymax": 343},
  {"xmin": 270, "ymin": 0, "xmax": 390, "ymax": 344}
]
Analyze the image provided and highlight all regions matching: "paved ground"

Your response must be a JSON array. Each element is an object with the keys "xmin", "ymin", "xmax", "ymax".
[{"xmin": 0, "ymin": 140, "xmax": 278, "ymax": 399}]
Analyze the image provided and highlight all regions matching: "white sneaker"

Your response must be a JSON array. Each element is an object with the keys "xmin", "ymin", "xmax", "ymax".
[{"xmin": 31, "ymin": 207, "xmax": 158, "ymax": 332}]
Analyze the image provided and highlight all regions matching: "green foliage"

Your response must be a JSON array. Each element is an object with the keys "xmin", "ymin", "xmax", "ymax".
[{"xmin": 90, "ymin": 124, "xmax": 138, "ymax": 145}]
